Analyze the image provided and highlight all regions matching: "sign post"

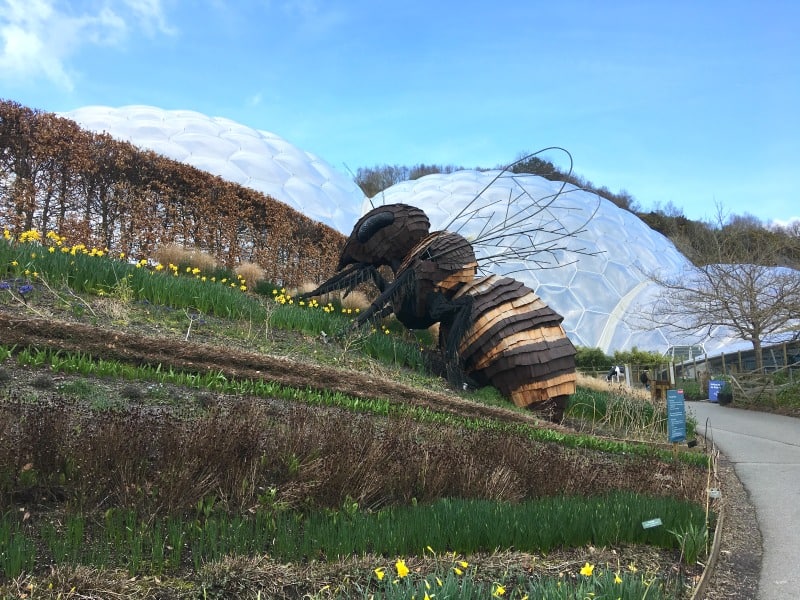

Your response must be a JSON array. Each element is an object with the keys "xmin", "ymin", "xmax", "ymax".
[{"xmin": 667, "ymin": 389, "xmax": 686, "ymax": 449}]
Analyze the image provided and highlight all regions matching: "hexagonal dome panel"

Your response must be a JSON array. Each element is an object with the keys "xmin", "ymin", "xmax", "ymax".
[
  {"xmin": 61, "ymin": 105, "xmax": 366, "ymax": 234},
  {"xmin": 368, "ymin": 171, "xmax": 694, "ymax": 353}
]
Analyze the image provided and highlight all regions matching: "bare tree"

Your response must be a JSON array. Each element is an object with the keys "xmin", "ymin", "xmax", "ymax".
[{"xmin": 647, "ymin": 207, "xmax": 800, "ymax": 372}]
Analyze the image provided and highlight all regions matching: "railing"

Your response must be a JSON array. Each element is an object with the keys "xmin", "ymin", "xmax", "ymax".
[{"xmin": 728, "ymin": 366, "xmax": 797, "ymax": 407}]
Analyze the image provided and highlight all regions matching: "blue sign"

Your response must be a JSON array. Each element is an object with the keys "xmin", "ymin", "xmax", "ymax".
[
  {"xmin": 708, "ymin": 380, "xmax": 725, "ymax": 403},
  {"xmin": 667, "ymin": 389, "xmax": 686, "ymax": 443}
]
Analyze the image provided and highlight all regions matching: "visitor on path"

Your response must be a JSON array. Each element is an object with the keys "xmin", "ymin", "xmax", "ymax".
[{"xmin": 606, "ymin": 365, "xmax": 622, "ymax": 383}]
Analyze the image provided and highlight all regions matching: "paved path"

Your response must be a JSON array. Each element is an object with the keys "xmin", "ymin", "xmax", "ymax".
[{"xmin": 688, "ymin": 401, "xmax": 800, "ymax": 600}]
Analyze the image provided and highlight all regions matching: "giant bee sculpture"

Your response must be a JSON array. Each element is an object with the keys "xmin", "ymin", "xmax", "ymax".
[{"xmin": 301, "ymin": 149, "xmax": 599, "ymax": 420}]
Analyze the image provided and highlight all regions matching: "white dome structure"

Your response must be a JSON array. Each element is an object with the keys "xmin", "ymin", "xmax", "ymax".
[
  {"xmin": 369, "ymin": 171, "xmax": 701, "ymax": 353},
  {"xmin": 61, "ymin": 105, "xmax": 365, "ymax": 233},
  {"xmin": 58, "ymin": 106, "xmax": 790, "ymax": 355}
]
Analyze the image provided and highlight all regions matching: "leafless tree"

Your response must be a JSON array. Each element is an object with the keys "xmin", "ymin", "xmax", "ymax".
[{"xmin": 647, "ymin": 206, "xmax": 800, "ymax": 372}]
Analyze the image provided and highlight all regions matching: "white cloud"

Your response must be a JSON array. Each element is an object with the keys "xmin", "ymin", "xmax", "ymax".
[
  {"xmin": 0, "ymin": 0, "xmax": 174, "ymax": 89},
  {"xmin": 123, "ymin": 0, "xmax": 176, "ymax": 36}
]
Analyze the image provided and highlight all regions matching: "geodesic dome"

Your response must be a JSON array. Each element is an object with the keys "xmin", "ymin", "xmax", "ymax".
[
  {"xmin": 369, "ymin": 171, "xmax": 697, "ymax": 353},
  {"xmin": 61, "ymin": 105, "xmax": 365, "ymax": 233}
]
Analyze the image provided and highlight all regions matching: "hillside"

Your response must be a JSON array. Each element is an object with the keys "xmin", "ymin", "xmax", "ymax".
[{"xmin": 0, "ymin": 281, "xmax": 760, "ymax": 598}]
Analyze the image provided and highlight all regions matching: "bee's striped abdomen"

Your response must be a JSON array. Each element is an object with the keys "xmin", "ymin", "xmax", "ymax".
[{"xmin": 451, "ymin": 274, "xmax": 577, "ymax": 409}]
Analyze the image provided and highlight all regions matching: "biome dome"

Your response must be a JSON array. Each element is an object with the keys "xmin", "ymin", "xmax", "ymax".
[
  {"xmin": 368, "ymin": 171, "xmax": 700, "ymax": 353},
  {"xmin": 61, "ymin": 105, "xmax": 365, "ymax": 233},
  {"xmin": 59, "ymin": 106, "xmax": 780, "ymax": 355}
]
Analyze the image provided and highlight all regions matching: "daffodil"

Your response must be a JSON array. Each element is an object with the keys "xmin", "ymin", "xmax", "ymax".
[
  {"xmin": 492, "ymin": 583, "xmax": 506, "ymax": 597},
  {"xmin": 395, "ymin": 558, "xmax": 409, "ymax": 578},
  {"xmin": 614, "ymin": 572, "xmax": 623, "ymax": 584},
  {"xmin": 374, "ymin": 567, "xmax": 385, "ymax": 581},
  {"xmin": 580, "ymin": 562, "xmax": 594, "ymax": 577}
]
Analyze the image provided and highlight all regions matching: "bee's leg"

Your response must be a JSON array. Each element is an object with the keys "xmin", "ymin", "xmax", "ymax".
[
  {"xmin": 350, "ymin": 269, "xmax": 415, "ymax": 329},
  {"xmin": 299, "ymin": 264, "xmax": 387, "ymax": 300},
  {"xmin": 427, "ymin": 292, "xmax": 474, "ymax": 389}
]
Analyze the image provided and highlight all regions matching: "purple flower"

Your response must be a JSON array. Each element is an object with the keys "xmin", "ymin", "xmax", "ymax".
[
  {"xmin": 18, "ymin": 283, "xmax": 34, "ymax": 295},
  {"xmin": 0, "ymin": 281, "xmax": 10, "ymax": 290}
]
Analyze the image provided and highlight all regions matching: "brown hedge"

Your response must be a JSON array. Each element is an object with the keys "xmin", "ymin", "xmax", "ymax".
[{"xmin": 0, "ymin": 99, "xmax": 346, "ymax": 286}]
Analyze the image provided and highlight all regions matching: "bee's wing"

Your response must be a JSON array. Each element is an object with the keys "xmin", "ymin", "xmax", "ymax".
[{"xmin": 431, "ymin": 148, "xmax": 602, "ymax": 276}]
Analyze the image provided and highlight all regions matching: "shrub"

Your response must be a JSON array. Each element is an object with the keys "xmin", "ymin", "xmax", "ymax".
[
  {"xmin": 152, "ymin": 243, "xmax": 218, "ymax": 272},
  {"xmin": 718, "ymin": 382, "xmax": 733, "ymax": 405},
  {"xmin": 677, "ymin": 379, "xmax": 703, "ymax": 401},
  {"xmin": 234, "ymin": 261, "xmax": 265, "ymax": 286},
  {"xmin": 575, "ymin": 346, "xmax": 611, "ymax": 371},
  {"xmin": 340, "ymin": 289, "xmax": 371, "ymax": 311}
]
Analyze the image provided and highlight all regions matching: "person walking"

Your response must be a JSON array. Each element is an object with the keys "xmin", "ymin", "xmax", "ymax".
[{"xmin": 640, "ymin": 369, "xmax": 650, "ymax": 390}]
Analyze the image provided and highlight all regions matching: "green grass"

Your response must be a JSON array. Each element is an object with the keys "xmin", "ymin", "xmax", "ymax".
[{"xmin": 2, "ymin": 492, "xmax": 706, "ymax": 577}]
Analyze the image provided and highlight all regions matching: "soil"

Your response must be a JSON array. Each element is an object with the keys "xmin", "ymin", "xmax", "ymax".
[{"xmin": 0, "ymin": 304, "xmax": 763, "ymax": 599}]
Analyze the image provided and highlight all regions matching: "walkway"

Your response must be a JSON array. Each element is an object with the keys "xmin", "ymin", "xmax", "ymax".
[{"xmin": 688, "ymin": 401, "xmax": 800, "ymax": 599}]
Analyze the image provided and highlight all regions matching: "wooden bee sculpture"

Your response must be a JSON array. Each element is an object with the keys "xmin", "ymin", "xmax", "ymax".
[{"xmin": 302, "ymin": 149, "xmax": 598, "ymax": 420}]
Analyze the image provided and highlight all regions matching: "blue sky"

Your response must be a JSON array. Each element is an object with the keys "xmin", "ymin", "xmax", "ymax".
[{"xmin": 2, "ymin": 0, "xmax": 798, "ymax": 226}]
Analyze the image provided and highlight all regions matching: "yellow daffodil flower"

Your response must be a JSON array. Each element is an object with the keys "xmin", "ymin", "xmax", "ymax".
[
  {"xmin": 580, "ymin": 562, "xmax": 594, "ymax": 577},
  {"xmin": 395, "ymin": 558, "xmax": 409, "ymax": 578}
]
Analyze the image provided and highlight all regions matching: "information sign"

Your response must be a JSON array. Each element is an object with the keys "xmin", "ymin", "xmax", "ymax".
[
  {"xmin": 667, "ymin": 389, "xmax": 686, "ymax": 443},
  {"xmin": 642, "ymin": 518, "xmax": 663, "ymax": 529},
  {"xmin": 708, "ymin": 380, "xmax": 725, "ymax": 402}
]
